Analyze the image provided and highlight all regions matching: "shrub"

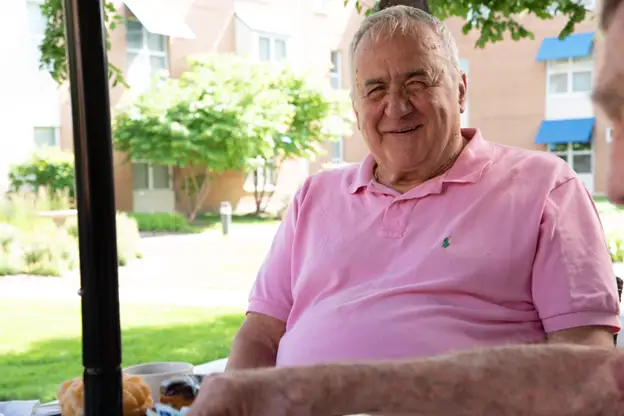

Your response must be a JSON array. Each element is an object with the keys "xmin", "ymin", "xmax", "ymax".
[
  {"xmin": 128, "ymin": 212, "xmax": 192, "ymax": 233},
  {"xmin": 66, "ymin": 212, "xmax": 143, "ymax": 267},
  {"xmin": 17, "ymin": 227, "xmax": 78, "ymax": 277},
  {"xmin": 8, "ymin": 148, "xmax": 75, "ymax": 199},
  {"xmin": 0, "ymin": 247, "xmax": 21, "ymax": 276},
  {"xmin": 115, "ymin": 213, "xmax": 143, "ymax": 266}
]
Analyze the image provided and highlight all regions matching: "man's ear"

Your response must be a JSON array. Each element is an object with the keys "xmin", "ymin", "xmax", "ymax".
[
  {"xmin": 352, "ymin": 98, "xmax": 361, "ymax": 131},
  {"xmin": 459, "ymin": 71, "xmax": 467, "ymax": 114}
]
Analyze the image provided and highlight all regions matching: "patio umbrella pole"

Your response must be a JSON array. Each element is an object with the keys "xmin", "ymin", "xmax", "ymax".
[{"xmin": 62, "ymin": 0, "xmax": 123, "ymax": 415}]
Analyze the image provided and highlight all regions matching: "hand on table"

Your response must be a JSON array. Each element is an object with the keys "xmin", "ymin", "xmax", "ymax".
[{"xmin": 184, "ymin": 370, "xmax": 315, "ymax": 416}]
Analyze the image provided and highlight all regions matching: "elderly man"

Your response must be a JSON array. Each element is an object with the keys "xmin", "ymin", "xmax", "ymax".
[{"xmin": 187, "ymin": 4, "xmax": 623, "ymax": 416}]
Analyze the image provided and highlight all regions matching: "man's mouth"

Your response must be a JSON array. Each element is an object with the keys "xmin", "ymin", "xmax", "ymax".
[{"xmin": 390, "ymin": 125, "xmax": 421, "ymax": 134}]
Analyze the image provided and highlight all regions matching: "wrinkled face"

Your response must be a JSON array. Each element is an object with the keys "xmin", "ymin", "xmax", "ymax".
[
  {"xmin": 351, "ymin": 24, "xmax": 466, "ymax": 175},
  {"xmin": 593, "ymin": 3, "xmax": 624, "ymax": 204}
]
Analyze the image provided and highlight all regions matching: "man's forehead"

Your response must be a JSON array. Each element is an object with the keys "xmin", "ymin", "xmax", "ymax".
[{"xmin": 355, "ymin": 24, "xmax": 440, "ymax": 59}]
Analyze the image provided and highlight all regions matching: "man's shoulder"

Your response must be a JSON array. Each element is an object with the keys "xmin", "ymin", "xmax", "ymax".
[
  {"xmin": 301, "ymin": 163, "xmax": 360, "ymax": 195},
  {"xmin": 489, "ymin": 141, "xmax": 577, "ymax": 186}
]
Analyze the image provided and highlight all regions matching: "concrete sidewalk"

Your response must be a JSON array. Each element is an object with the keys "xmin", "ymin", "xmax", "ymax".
[{"xmin": 0, "ymin": 274, "xmax": 248, "ymax": 308}]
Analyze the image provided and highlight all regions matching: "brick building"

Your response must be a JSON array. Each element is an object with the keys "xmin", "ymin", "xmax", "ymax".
[{"xmin": 1, "ymin": 0, "xmax": 609, "ymax": 215}]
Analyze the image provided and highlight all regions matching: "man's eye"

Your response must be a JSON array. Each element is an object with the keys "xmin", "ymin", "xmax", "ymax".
[{"xmin": 367, "ymin": 87, "xmax": 384, "ymax": 96}]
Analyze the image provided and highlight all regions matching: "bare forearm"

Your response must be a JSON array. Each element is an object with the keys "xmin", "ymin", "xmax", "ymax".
[
  {"xmin": 225, "ymin": 312, "xmax": 285, "ymax": 371},
  {"xmin": 226, "ymin": 336, "xmax": 278, "ymax": 370},
  {"xmin": 282, "ymin": 345, "xmax": 619, "ymax": 416}
]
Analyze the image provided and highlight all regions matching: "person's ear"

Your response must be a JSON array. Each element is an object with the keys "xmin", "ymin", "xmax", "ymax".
[
  {"xmin": 459, "ymin": 71, "xmax": 467, "ymax": 114},
  {"xmin": 352, "ymin": 96, "xmax": 361, "ymax": 131}
]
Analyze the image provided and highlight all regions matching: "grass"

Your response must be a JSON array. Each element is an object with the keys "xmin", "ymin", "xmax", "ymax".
[{"xmin": 0, "ymin": 299, "xmax": 244, "ymax": 401}]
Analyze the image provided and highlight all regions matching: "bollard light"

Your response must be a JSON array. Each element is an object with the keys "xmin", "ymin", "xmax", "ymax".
[{"xmin": 220, "ymin": 201, "xmax": 232, "ymax": 236}]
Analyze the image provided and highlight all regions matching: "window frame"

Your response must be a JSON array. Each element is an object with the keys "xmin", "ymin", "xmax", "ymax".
[
  {"xmin": 243, "ymin": 164, "xmax": 278, "ymax": 192},
  {"xmin": 256, "ymin": 33, "xmax": 288, "ymax": 62},
  {"xmin": 330, "ymin": 50, "xmax": 342, "ymax": 89},
  {"xmin": 132, "ymin": 162, "xmax": 173, "ymax": 191},
  {"xmin": 33, "ymin": 126, "xmax": 60, "ymax": 148},
  {"xmin": 26, "ymin": 0, "xmax": 49, "ymax": 75},
  {"xmin": 314, "ymin": 0, "xmax": 332, "ymax": 14},
  {"xmin": 546, "ymin": 56, "xmax": 594, "ymax": 97},
  {"xmin": 547, "ymin": 141, "xmax": 594, "ymax": 175},
  {"xmin": 125, "ymin": 18, "xmax": 169, "ymax": 89},
  {"xmin": 331, "ymin": 135, "xmax": 344, "ymax": 163}
]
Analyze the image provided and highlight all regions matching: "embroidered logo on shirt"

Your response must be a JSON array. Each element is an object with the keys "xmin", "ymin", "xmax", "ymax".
[{"xmin": 441, "ymin": 237, "xmax": 451, "ymax": 248}]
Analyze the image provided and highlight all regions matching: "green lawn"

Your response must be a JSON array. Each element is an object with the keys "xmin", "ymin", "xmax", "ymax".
[{"xmin": 0, "ymin": 299, "xmax": 244, "ymax": 402}]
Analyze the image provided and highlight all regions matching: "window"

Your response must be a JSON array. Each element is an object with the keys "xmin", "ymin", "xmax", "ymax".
[
  {"xmin": 33, "ymin": 127, "xmax": 58, "ymax": 147},
  {"xmin": 548, "ymin": 0, "xmax": 594, "ymax": 14},
  {"xmin": 330, "ymin": 51, "xmax": 341, "ymax": 89},
  {"xmin": 126, "ymin": 19, "xmax": 168, "ymax": 91},
  {"xmin": 579, "ymin": 0, "xmax": 596, "ymax": 10},
  {"xmin": 607, "ymin": 127, "xmax": 614, "ymax": 144},
  {"xmin": 331, "ymin": 136, "xmax": 344, "ymax": 163},
  {"xmin": 572, "ymin": 71, "xmax": 592, "ymax": 92},
  {"xmin": 132, "ymin": 163, "xmax": 172, "ymax": 190},
  {"xmin": 549, "ymin": 73, "xmax": 568, "ymax": 94},
  {"xmin": 547, "ymin": 56, "xmax": 593, "ymax": 95},
  {"xmin": 314, "ymin": 0, "xmax": 332, "ymax": 13},
  {"xmin": 26, "ymin": 0, "xmax": 48, "ymax": 73},
  {"xmin": 258, "ymin": 36, "xmax": 287, "ymax": 61},
  {"xmin": 547, "ymin": 142, "xmax": 593, "ymax": 174},
  {"xmin": 244, "ymin": 165, "xmax": 277, "ymax": 191}
]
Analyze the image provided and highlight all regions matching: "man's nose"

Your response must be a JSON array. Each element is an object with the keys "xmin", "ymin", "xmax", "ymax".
[
  {"xmin": 384, "ymin": 89, "xmax": 413, "ymax": 119},
  {"xmin": 608, "ymin": 129, "xmax": 624, "ymax": 205}
]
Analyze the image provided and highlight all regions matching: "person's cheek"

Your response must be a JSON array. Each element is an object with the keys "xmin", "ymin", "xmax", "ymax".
[{"xmin": 608, "ymin": 128, "xmax": 624, "ymax": 205}]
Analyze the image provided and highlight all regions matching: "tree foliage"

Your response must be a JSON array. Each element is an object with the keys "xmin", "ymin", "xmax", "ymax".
[
  {"xmin": 39, "ymin": 0, "xmax": 593, "ymax": 86},
  {"xmin": 349, "ymin": 0, "xmax": 591, "ymax": 47},
  {"xmin": 39, "ymin": 0, "xmax": 125, "ymax": 86},
  {"xmin": 113, "ymin": 54, "xmax": 351, "ymax": 219}
]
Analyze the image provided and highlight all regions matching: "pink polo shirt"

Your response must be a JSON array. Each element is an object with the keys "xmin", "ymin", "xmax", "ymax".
[{"xmin": 248, "ymin": 129, "xmax": 621, "ymax": 367}]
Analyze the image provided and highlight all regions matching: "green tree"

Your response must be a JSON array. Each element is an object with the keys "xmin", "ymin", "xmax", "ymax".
[
  {"xmin": 39, "ymin": 0, "xmax": 125, "ymax": 86},
  {"xmin": 39, "ymin": 0, "xmax": 592, "ymax": 86},
  {"xmin": 349, "ymin": 0, "xmax": 591, "ymax": 47},
  {"xmin": 249, "ymin": 67, "xmax": 353, "ymax": 215},
  {"xmin": 113, "ymin": 54, "xmax": 294, "ymax": 220}
]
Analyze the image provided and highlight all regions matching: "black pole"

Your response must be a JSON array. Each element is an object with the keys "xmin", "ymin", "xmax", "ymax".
[{"xmin": 62, "ymin": 0, "xmax": 123, "ymax": 415}]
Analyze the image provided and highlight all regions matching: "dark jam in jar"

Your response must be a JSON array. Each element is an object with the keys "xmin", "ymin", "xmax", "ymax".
[{"xmin": 160, "ymin": 375, "xmax": 201, "ymax": 410}]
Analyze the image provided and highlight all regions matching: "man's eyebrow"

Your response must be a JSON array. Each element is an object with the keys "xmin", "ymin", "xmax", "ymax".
[{"xmin": 362, "ymin": 69, "xmax": 428, "ymax": 87}]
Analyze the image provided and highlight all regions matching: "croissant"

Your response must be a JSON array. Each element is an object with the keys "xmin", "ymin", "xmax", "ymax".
[{"xmin": 57, "ymin": 373, "xmax": 154, "ymax": 416}]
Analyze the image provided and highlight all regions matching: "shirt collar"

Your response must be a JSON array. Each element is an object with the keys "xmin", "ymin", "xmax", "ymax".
[{"xmin": 347, "ymin": 128, "xmax": 494, "ymax": 195}]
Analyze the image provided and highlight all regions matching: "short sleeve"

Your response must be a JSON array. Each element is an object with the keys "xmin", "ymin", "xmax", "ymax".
[
  {"xmin": 532, "ymin": 177, "xmax": 621, "ymax": 334},
  {"xmin": 246, "ymin": 190, "xmax": 301, "ymax": 323}
]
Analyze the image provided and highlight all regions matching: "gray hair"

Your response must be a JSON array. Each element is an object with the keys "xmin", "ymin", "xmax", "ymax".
[{"xmin": 349, "ymin": 5, "xmax": 460, "ymax": 87}]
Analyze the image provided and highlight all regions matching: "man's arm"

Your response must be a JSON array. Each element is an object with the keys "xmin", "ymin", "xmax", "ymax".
[
  {"xmin": 225, "ymin": 312, "xmax": 285, "ymax": 370},
  {"xmin": 548, "ymin": 325, "xmax": 615, "ymax": 347},
  {"xmin": 281, "ymin": 344, "xmax": 621, "ymax": 416},
  {"xmin": 532, "ymin": 177, "xmax": 621, "ymax": 340}
]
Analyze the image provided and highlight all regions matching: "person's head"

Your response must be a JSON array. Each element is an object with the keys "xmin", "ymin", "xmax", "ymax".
[
  {"xmin": 593, "ymin": 0, "xmax": 624, "ymax": 204},
  {"xmin": 350, "ymin": 6, "xmax": 467, "ymax": 183}
]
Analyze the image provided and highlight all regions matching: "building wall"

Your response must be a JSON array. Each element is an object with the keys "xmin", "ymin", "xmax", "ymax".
[
  {"xmin": 54, "ymin": 0, "xmax": 361, "ymax": 214},
  {"xmin": 11, "ymin": 1, "xmax": 609, "ymax": 210}
]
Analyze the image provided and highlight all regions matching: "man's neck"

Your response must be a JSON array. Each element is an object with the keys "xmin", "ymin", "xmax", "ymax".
[{"xmin": 374, "ymin": 136, "xmax": 468, "ymax": 194}]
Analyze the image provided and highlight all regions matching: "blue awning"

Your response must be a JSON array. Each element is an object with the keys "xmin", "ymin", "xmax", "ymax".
[
  {"xmin": 535, "ymin": 118, "xmax": 596, "ymax": 144},
  {"xmin": 536, "ymin": 32, "xmax": 594, "ymax": 61}
]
